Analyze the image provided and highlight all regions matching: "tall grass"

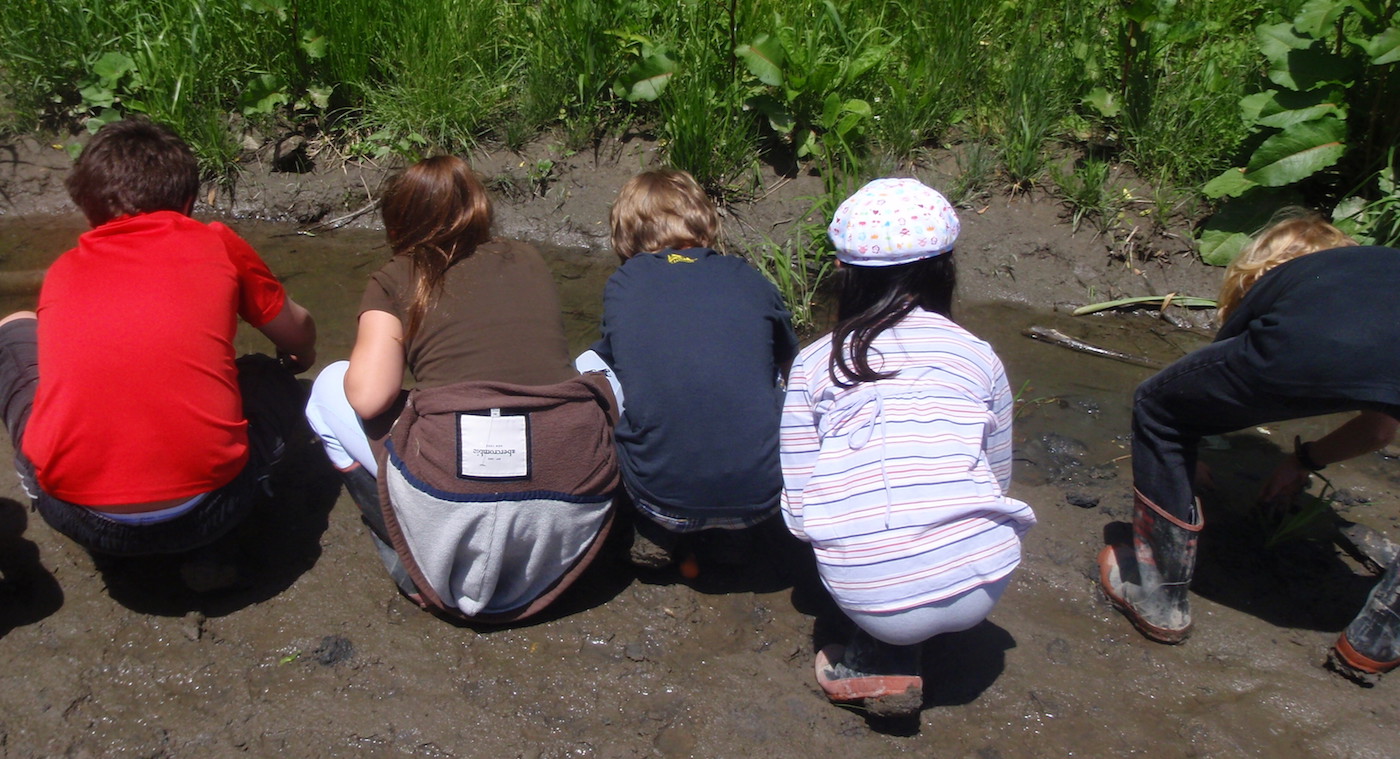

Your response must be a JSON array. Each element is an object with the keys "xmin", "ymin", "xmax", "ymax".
[{"xmin": 0, "ymin": 0, "xmax": 1323, "ymax": 309}]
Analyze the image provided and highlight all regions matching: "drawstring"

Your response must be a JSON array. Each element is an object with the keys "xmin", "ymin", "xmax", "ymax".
[{"xmin": 832, "ymin": 388, "xmax": 895, "ymax": 528}]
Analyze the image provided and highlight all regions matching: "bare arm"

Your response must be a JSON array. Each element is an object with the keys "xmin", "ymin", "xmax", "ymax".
[
  {"xmin": 344, "ymin": 309, "xmax": 406, "ymax": 419},
  {"xmin": 257, "ymin": 296, "xmax": 317, "ymax": 373},
  {"xmin": 1259, "ymin": 410, "xmax": 1400, "ymax": 504}
]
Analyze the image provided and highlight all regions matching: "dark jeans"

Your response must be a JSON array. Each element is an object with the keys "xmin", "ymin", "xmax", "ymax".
[
  {"xmin": 1132, "ymin": 334, "xmax": 1396, "ymax": 521},
  {"xmin": 0, "ymin": 318, "xmax": 303, "ymax": 556}
]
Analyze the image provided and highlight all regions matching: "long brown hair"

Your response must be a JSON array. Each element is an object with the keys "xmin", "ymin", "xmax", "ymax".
[{"xmin": 380, "ymin": 156, "xmax": 493, "ymax": 342}]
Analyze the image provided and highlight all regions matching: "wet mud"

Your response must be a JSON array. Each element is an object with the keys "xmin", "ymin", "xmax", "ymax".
[{"xmin": 0, "ymin": 170, "xmax": 1397, "ymax": 756}]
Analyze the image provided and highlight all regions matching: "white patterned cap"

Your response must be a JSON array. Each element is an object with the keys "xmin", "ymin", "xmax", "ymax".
[{"xmin": 827, "ymin": 178, "xmax": 960, "ymax": 266}]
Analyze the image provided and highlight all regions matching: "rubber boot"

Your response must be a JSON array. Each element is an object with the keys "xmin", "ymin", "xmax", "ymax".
[
  {"xmin": 339, "ymin": 466, "xmax": 417, "ymax": 597},
  {"xmin": 1098, "ymin": 489, "xmax": 1204, "ymax": 643},
  {"xmin": 1328, "ymin": 554, "xmax": 1400, "ymax": 686}
]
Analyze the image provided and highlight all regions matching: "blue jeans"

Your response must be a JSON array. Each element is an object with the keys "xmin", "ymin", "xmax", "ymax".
[
  {"xmin": 1132, "ymin": 334, "xmax": 1398, "ymax": 521},
  {"xmin": 0, "ymin": 319, "xmax": 302, "ymax": 556}
]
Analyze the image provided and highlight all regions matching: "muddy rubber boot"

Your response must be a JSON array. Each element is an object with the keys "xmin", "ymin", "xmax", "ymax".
[
  {"xmin": 1098, "ymin": 489, "xmax": 1203, "ymax": 643},
  {"xmin": 814, "ymin": 628, "xmax": 923, "ymax": 717},
  {"xmin": 1328, "ymin": 555, "xmax": 1400, "ymax": 686}
]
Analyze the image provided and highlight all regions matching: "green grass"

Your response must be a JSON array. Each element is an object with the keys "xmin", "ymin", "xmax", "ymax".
[{"xmin": 0, "ymin": 0, "xmax": 1345, "ymax": 311}]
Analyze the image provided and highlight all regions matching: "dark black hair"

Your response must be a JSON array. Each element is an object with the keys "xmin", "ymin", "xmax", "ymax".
[{"xmin": 828, "ymin": 252, "xmax": 957, "ymax": 387}]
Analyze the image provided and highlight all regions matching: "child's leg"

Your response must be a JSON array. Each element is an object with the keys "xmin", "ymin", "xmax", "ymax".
[
  {"xmin": 574, "ymin": 350, "xmax": 624, "ymax": 414},
  {"xmin": 846, "ymin": 575, "xmax": 1010, "ymax": 646},
  {"xmin": 0, "ymin": 315, "xmax": 40, "ymax": 498},
  {"xmin": 305, "ymin": 360, "xmax": 378, "ymax": 476},
  {"xmin": 815, "ymin": 576, "xmax": 1012, "ymax": 716}
]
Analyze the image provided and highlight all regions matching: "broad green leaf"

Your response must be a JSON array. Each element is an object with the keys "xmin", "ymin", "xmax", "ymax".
[
  {"xmin": 1197, "ymin": 228, "xmax": 1252, "ymax": 266},
  {"xmin": 84, "ymin": 108, "xmax": 124, "ymax": 134},
  {"xmin": 1257, "ymin": 22, "xmax": 1311, "ymax": 65},
  {"xmin": 744, "ymin": 94, "xmax": 793, "ymax": 134},
  {"xmin": 1082, "ymin": 87, "xmax": 1121, "ymax": 118},
  {"xmin": 613, "ymin": 51, "xmax": 675, "ymax": 102},
  {"xmin": 239, "ymin": 73, "xmax": 289, "ymax": 116},
  {"xmin": 1203, "ymin": 167, "xmax": 1257, "ymax": 198},
  {"xmin": 1245, "ymin": 88, "xmax": 1345, "ymax": 128},
  {"xmin": 300, "ymin": 29, "xmax": 327, "ymax": 60},
  {"xmin": 846, "ymin": 44, "xmax": 890, "ymax": 83},
  {"xmin": 92, "ymin": 52, "xmax": 135, "ymax": 84},
  {"xmin": 832, "ymin": 109, "xmax": 866, "ymax": 139},
  {"xmin": 1123, "ymin": 0, "xmax": 1159, "ymax": 24},
  {"xmin": 735, "ymin": 35, "xmax": 784, "ymax": 87},
  {"xmin": 1243, "ymin": 117, "xmax": 1346, "ymax": 186},
  {"xmin": 1198, "ymin": 189, "xmax": 1304, "ymax": 264},
  {"xmin": 79, "ymin": 84, "xmax": 116, "ymax": 109},
  {"xmin": 1268, "ymin": 47, "xmax": 1352, "ymax": 90},
  {"xmin": 1361, "ymin": 27, "xmax": 1400, "ymax": 65},
  {"xmin": 1293, "ymin": 0, "xmax": 1348, "ymax": 39},
  {"xmin": 304, "ymin": 84, "xmax": 333, "ymax": 110},
  {"xmin": 1333, "ymin": 194, "xmax": 1369, "ymax": 222},
  {"xmin": 820, "ymin": 92, "xmax": 841, "ymax": 129}
]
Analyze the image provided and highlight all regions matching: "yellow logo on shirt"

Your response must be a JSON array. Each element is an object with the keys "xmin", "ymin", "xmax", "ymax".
[{"xmin": 666, "ymin": 253, "xmax": 697, "ymax": 264}]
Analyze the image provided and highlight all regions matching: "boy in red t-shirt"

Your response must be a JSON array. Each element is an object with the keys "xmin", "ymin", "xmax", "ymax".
[{"xmin": 0, "ymin": 117, "xmax": 317, "ymax": 560}]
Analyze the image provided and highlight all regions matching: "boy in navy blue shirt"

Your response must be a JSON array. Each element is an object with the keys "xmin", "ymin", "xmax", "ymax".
[{"xmin": 576, "ymin": 169, "xmax": 797, "ymax": 568}]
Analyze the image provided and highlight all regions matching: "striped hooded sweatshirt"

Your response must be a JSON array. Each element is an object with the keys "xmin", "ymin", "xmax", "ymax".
[{"xmin": 779, "ymin": 308, "xmax": 1036, "ymax": 613}]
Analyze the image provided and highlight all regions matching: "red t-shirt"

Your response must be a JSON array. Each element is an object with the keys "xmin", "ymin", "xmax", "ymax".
[{"xmin": 23, "ymin": 211, "xmax": 287, "ymax": 508}]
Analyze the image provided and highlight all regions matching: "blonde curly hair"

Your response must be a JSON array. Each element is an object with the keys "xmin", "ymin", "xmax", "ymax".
[{"xmin": 1216, "ymin": 209, "xmax": 1357, "ymax": 321}]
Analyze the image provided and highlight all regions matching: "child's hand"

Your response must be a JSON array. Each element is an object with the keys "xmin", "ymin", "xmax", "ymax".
[
  {"xmin": 1257, "ymin": 454, "xmax": 1311, "ymax": 513},
  {"xmin": 277, "ymin": 349, "xmax": 315, "ymax": 374}
]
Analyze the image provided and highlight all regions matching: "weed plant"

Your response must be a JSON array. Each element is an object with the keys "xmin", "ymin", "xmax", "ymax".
[{"xmin": 1, "ymin": 0, "xmax": 1382, "ymax": 317}]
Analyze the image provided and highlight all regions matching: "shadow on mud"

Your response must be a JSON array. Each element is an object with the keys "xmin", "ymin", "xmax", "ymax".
[
  {"xmin": 92, "ymin": 437, "xmax": 342, "ymax": 618},
  {"xmin": 0, "ymin": 498, "xmax": 64, "ymax": 637}
]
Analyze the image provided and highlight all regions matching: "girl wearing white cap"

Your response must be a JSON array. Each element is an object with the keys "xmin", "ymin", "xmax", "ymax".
[{"xmin": 779, "ymin": 178, "xmax": 1036, "ymax": 717}]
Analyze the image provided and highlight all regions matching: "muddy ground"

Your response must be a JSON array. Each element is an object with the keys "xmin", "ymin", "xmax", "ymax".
[{"xmin": 0, "ymin": 136, "xmax": 1396, "ymax": 758}]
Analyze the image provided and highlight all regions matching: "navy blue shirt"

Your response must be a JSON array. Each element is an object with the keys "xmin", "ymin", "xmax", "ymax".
[
  {"xmin": 592, "ymin": 248, "xmax": 798, "ymax": 518},
  {"xmin": 1216, "ymin": 246, "xmax": 1400, "ymax": 408}
]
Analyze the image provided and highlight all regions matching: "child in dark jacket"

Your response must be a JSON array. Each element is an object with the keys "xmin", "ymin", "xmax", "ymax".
[{"xmin": 576, "ymin": 169, "xmax": 798, "ymax": 568}]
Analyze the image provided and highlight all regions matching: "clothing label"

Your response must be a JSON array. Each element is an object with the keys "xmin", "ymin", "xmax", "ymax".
[{"xmin": 457, "ymin": 409, "xmax": 530, "ymax": 479}]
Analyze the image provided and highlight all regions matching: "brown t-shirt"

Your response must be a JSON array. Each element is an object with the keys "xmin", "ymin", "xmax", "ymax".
[{"xmin": 359, "ymin": 239, "xmax": 575, "ymax": 388}]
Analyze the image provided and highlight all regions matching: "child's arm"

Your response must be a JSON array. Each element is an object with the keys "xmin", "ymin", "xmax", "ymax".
[
  {"xmin": 1259, "ymin": 410, "xmax": 1399, "ymax": 505},
  {"xmin": 779, "ymin": 360, "xmax": 820, "ymax": 542},
  {"xmin": 257, "ymin": 296, "xmax": 317, "ymax": 373},
  {"xmin": 987, "ymin": 361, "xmax": 1015, "ymax": 493},
  {"xmin": 344, "ymin": 309, "xmax": 406, "ymax": 419}
]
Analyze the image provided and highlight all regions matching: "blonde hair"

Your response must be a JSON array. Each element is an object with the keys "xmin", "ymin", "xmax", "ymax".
[
  {"xmin": 1216, "ymin": 209, "xmax": 1356, "ymax": 321},
  {"xmin": 609, "ymin": 169, "xmax": 719, "ymax": 258}
]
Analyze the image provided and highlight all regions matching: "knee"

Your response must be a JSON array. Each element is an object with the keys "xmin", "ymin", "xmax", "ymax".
[
  {"xmin": 0, "ymin": 312, "xmax": 36, "ymax": 328},
  {"xmin": 308, "ymin": 361, "xmax": 351, "ymax": 401}
]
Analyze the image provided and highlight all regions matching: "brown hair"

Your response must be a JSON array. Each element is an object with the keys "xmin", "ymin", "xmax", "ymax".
[
  {"xmin": 609, "ymin": 169, "xmax": 719, "ymax": 258},
  {"xmin": 381, "ymin": 155, "xmax": 494, "ymax": 343},
  {"xmin": 1216, "ymin": 209, "xmax": 1356, "ymax": 321},
  {"xmin": 65, "ymin": 117, "xmax": 200, "ymax": 227}
]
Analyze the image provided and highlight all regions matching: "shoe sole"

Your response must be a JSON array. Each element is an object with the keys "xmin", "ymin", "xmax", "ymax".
[
  {"xmin": 1097, "ymin": 544, "xmax": 1191, "ymax": 644},
  {"xmin": 814, "ymin": 645, "xmax": 923, "ymax": 716}
]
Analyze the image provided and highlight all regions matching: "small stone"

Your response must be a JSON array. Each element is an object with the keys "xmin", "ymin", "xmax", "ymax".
[
  {"xmin": 313, "ymin": 634, "xmax": 355, "ymax": 666},
  {"xmin": 1066, "ymin": 492, "xmax": 1100, "ymax": 509}
]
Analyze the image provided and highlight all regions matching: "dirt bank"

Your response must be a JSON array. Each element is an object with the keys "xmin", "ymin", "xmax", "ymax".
[{"xmin": 0, "ymin": 135, "xmax": 1395, "ymax": 758}]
